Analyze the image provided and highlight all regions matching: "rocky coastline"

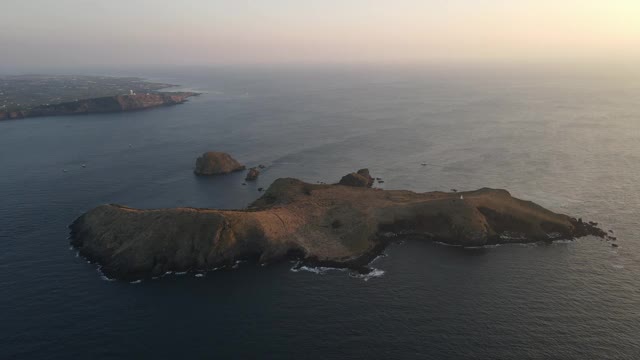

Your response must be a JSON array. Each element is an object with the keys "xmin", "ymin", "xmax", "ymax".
[
  {"xmin": 69, "ymin": 169, "xmax": 608, "ymax": 281},
  {"xmin": 0, "ymin": 92, "xmax": 197, "ymax": 120}
]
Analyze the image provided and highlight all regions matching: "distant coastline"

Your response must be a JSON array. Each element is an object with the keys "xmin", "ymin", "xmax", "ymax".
[
  {"xmin": 0, "ymin": 92, "xmax": 198, "ymax": 120},
  {"xmin": 0, "ymin": 74, "xmax": 199, "ymax": 120}
]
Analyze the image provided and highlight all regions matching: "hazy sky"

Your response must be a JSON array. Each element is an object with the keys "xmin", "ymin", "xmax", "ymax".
[{"xmin": 2, "ymin": 0, "xmax": 639, "ymax": 68}]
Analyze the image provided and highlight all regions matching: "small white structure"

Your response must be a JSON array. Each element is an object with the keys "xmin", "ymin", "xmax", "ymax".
[
  {"xmin": 129, "ymin": 90, "xmax": 135, "ymax": 95},
  {"xmin": 460, "ymin": 195, "xmax": 464, "ymax": 200}
]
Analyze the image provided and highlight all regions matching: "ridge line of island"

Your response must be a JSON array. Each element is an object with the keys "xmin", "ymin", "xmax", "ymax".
[{"xmin": 69, "ymin": 152, "xmax": 617, "ymax": 282}]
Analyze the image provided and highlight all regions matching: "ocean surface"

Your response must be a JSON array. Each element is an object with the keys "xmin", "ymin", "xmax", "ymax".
[{"xmin": 1, "ymin": 65, "xmax": 639, "ymax": 359}]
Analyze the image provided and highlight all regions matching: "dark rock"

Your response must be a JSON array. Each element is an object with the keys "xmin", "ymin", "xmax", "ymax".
[
  {"xmin": 612, "ymin": 243, "xmax": 619, "ymax": 248},
  {"xmin": 245, "ymin": 167, "xmax": 260, "ymax": 181},
  {"xmin": 339, "ymin": 168, "xmax": 374, "ymax": 188},
  {"xmin": 194, "ymin": 152, "xmax": 245, "ymax": 176},
  {"xmin": 258, "ymin": 187, "xmax": 264, "ymax": 192},
  {"xmin": 258, "ymin": 164, "xmax": 266, "ymax": 169}
]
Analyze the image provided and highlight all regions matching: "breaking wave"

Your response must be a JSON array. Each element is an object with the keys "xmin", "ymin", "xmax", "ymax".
[{"xmin": 350, "ymin": 268, "xmax": 385, "ymax": 281}]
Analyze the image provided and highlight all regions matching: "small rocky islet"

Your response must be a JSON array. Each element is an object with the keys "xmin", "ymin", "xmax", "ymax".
[
  {"xmin": 69, "ymin": 152, "xmax": 610, "ymax": 281},
  {"xmin": 245, "ymin": 167, "xmax": 260, "ymax": 181},
  {"xmin": 193, "ymin": 151, "xmax": 246, "ymax": 175}
]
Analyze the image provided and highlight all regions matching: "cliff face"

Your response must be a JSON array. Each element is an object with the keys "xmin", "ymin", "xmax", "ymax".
[
  {"xmin": 69, "ymin": 172, "xmax": 606, "ymax": 281},
  {"xmin": 0, "ymin": 92, "xmax": 197, "ymax": 120}
]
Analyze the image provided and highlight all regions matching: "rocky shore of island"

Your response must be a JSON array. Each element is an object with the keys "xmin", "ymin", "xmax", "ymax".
[{"xmin": 69, "ymin": 161, "xmax": 608, "ymax": 281}]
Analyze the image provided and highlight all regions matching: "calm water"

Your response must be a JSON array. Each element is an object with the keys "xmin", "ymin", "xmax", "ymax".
[{"xmin": 1, "ymin": 66, "xmax": 639, "ymax": 359}]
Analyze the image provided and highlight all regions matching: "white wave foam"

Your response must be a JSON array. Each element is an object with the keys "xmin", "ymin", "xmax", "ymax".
[
  {"xmin": 175, "ymin": 271, "xmax": 188, "ymax": 275},
  {"xmin": 195, "ymin": 273, "xmax": 205, "ymax": 278},
  {"xmin": 290, "ymin": 265, "xmax": 322, "ymax": 274},
  {"xmin": 96, "ymin": 266, "xmax": 115, "ymax": 282},
  {"xmin": 464, "ymin": 244, "xmax": 502, "ymax": 249},
  {"xmin": 612, "ymin": 264, "xmax": 624, "ymax": 269},
  {"xmin": 516, "ymin": 242, "xmax": 539, "ymax": 247},
  {"xmin": 350, "ymin": 268, "xmax": 385, "ymax": 281},
  {"xmin": 129, "ymin": 280, "xmax": 142, "ymax": 284},
  {"xmin": 290, "ymin": 263, "xmax": 347, "ymax": 274},
  {"xmin": 370, "ymin": 253, "xmax": 388, "ymax": 264},
  {"xmin": 231, "ymin": 260, "xmax": 246, "ymax": 269},
  {"xmin": 434, "ymin": 241, "xmax": 461, "ymax": 247}
]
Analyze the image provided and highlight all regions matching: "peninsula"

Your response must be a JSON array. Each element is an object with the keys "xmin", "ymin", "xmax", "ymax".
[
  {"xmin": 0, "ymin": 75, "xmax": 198, "ymax": 120},
  {"xmin": 69, "ymin": 169, "xmax": 607, "ymax": 281}
]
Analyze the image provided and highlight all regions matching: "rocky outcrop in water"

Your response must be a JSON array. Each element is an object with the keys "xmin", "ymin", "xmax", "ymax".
[
  {"xmin": 0, "ymin": 92, "xmax": 197, "ymax": 120},
  {"xmin": 69, "ymin": 169, "xmax": 606, "ymax": 281},
  {"xmin": 245, "ymin": 167, "xmax": 260, "ymax": 181},
  {"xmin": 194, "ymin": 152, "xmax": 245, "ymax": 176}
]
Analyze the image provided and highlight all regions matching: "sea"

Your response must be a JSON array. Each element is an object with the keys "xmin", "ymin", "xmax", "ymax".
[{"xmin": 1, "ymin": 65, "xmax": 639, "ymax": 359}]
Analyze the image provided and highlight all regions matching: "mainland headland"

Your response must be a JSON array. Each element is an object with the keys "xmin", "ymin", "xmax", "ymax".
[
  {"xmin": 0, "ymin": 75, "xmax": 198, "ymax": 120},
  {"xmin": 70, "ymin": 157, "xmax": 608, "ymax": 281}
]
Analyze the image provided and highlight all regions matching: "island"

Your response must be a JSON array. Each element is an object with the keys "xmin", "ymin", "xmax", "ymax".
[
  {"xmin": 194, "ymin": 152, "xmax": 246, "ymax": 176},
  {"xmin": 0, "ymin": 74, "xmax": 198, "ymax": 120},
  {"xmin": 69, "ymin": 169, "xmax": 607, "ymax": 281}
]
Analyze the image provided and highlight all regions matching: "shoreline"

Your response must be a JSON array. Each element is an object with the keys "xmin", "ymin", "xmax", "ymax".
[
  {"xmin": 69, "ymin": 173, "xmax": 610, "ymax": 282},
  {"xmin": 74, "ymin": 232, "xmax": 609, "ymax": 283},
  {"xmin": 0, "ymin": 91, "xmax": 199, "ymax": 120}
]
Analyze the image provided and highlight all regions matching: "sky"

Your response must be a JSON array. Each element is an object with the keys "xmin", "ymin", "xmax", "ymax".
[{"xmin": 2, "ymin": 0, "xmax": 640, "ymax": 68}]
